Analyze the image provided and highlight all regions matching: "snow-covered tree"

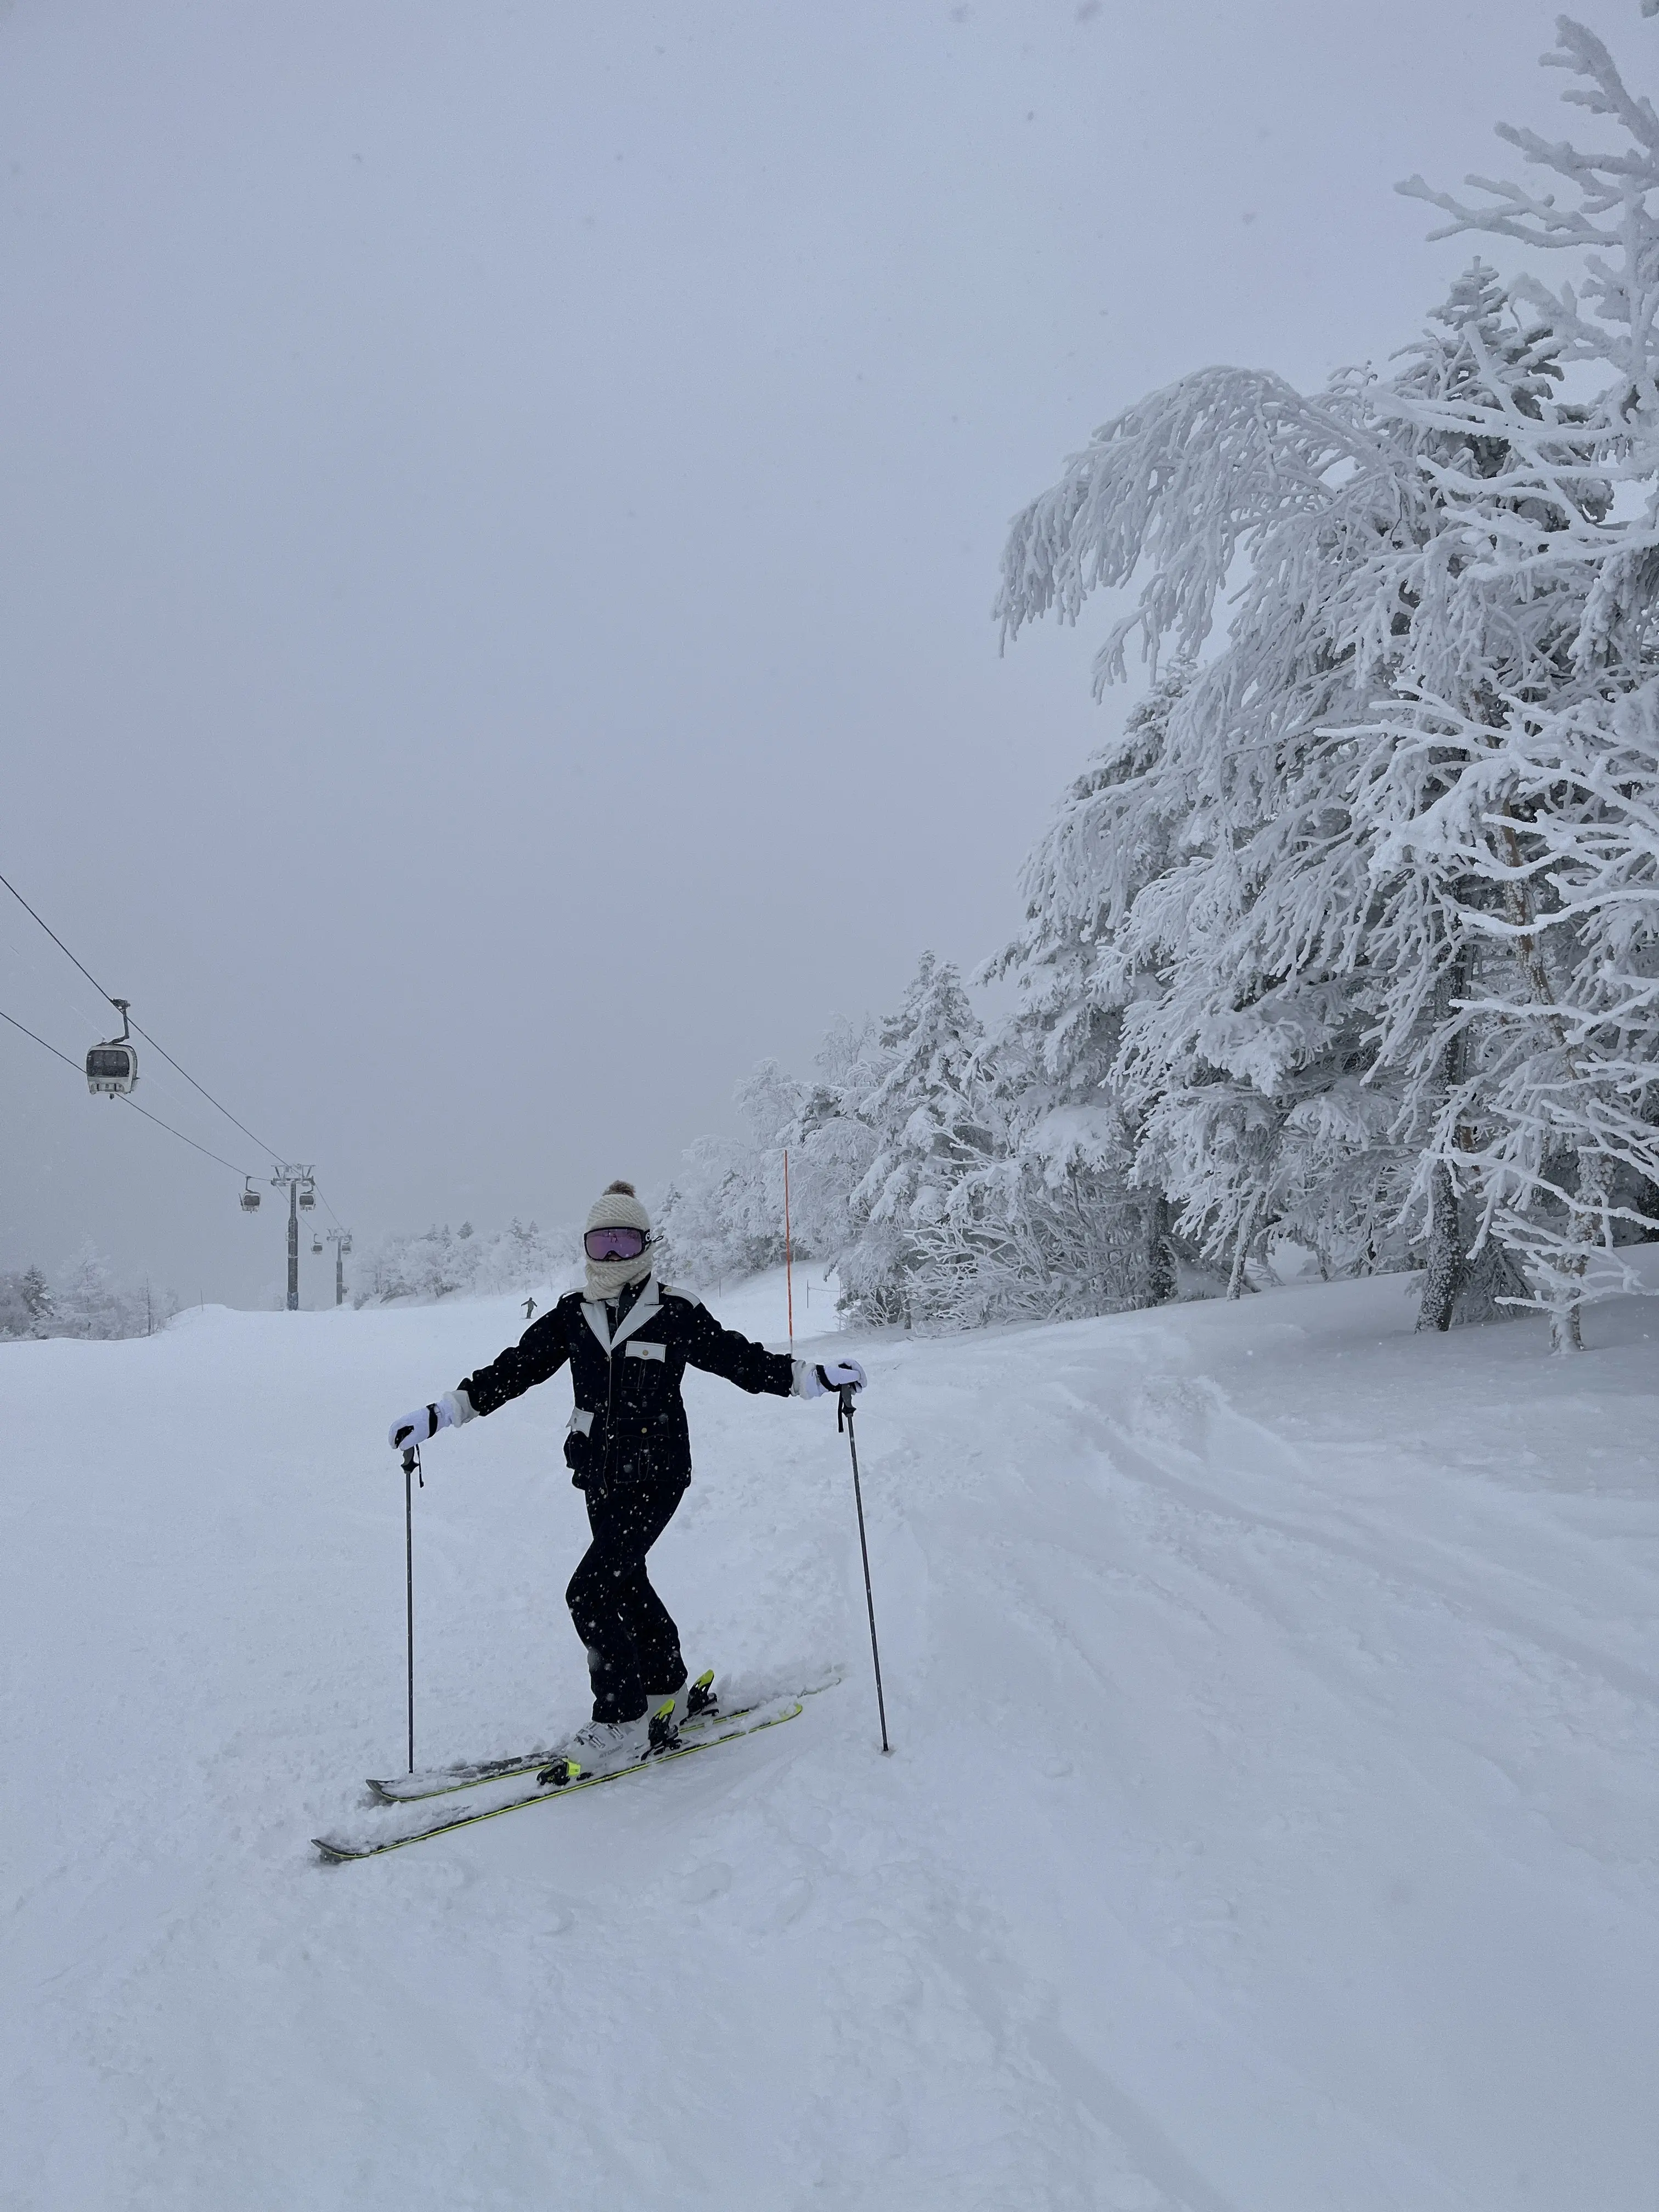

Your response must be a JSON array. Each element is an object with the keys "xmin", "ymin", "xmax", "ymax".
[
  {"xmin": 995, "ymin": 324, "xmax": 1464, "ymax": 1296},
  {"xmin": 988, "ymin": 668, "xmax": 1190, "ymax": 1114},
  {"xmin": 997, "ymin": 14, "xmax": 1659, "ymax": 1353},
  {"xmin": 0, "ymin": 1264, "xmax": 53, "ymax": 1340},
  {"xmin": 655, "ymin": 1024, "xmax": 900, "ymax": 1300},
  {"xmin": 353, "ymin": 1218, "xmax": 573, "ymax": 1305},
  {"xmin": 776, "ymin": 1016, "xmax": 889, "ymax": 1279},
  {"xmin": 53, "ymin": 1244, "xmax": 143, "ymax": 1340},
  {"xmin": 655, "ymin": 1061, "xmax": 806, "ymax": 1288},
  {"xmin": 964, "ymin": 670, "xmax": 1190, "ymax": 1320},
  {"xmin": 906, "ymin": 1103, "xmax": 1172, "ymax": 1329},
  {"xmin": 654, "ymin": 20, "xmax": 1659, "ymax": 1353},
  {"xmin": 1373, "ymin": 16, "xmax": 1659, "ymax": 1346},
  {"xmin": 0, "ymin": 1254, "xmax": 173, "ymax": 1341},
  {"xmin": 841, "ymin": 953, "xmax": 992, "ymax": 1327}
]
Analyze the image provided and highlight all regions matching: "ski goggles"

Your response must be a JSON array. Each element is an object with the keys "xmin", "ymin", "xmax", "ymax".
[{"xmin": 584, "ymin": 1224, "xmax": 650, "ymax": 1262}]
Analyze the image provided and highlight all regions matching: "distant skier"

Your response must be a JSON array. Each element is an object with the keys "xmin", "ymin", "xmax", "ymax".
[
  {"xmin": 389, "ymin": 1181, "xmax": 865, "ymax": 1763},
  {"xmin": 522, "ymin": 1295, "xmax": 537, "ymax": 1320}
]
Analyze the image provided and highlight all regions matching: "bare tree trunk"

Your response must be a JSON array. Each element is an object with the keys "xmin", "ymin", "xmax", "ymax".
[
  {"xmin": 1550, "ymin": 1294, "xmax": 1583, "ymax": 1356},
  {"xmin": 1147, "ymin": 1193, "xmax": 1177, "ymax": 1306},
  {"xmin": 1498, "ymin": 816, "xmax": 1594, "ymax": 1354},
  {"xmin": 1418, "ymin": 1161, "xmax": 1466, "ymax": 1332},
  {"xmin": 1418, "ymin": 943, "xmax": 1473, "ymax": 1333},
  {"xmin": 1227, "ymin": 1193, "xmax": 1261, "ymax": 1301},
  {"xmin": 1550, "ymin": 1154, "xmax": 1610, "ymax": 1353}
]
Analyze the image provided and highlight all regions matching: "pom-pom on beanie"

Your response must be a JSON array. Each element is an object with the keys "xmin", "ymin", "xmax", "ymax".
[
  {"xmin": 584, "ymin": 1179, "xmax": 652, "ymax": 1238},
  {"xmin": 583, "ymin": 1180, "xmax": 654, "ymax": 1302}
]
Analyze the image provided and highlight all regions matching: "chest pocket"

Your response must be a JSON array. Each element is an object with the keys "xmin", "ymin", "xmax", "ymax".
[{"xmin": 625, "ymin": 1338, "xmax": 666, "ymax": 1362}]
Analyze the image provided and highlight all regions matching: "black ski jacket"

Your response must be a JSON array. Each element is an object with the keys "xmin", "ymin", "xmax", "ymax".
[{"xmin": 458, "ymin": 1274, "xmax": 796, "ymax": 1494}]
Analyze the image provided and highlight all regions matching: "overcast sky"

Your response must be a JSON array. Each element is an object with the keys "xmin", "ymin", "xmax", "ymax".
[{"xmin": 1, "ymin": 0, "xmax": 1647, "ymax": 1306}]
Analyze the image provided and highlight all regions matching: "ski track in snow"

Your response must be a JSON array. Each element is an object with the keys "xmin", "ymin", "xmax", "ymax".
[{"xmin": 2, "ymin": 1267, "xmax": 1657, "ymax": 2209}]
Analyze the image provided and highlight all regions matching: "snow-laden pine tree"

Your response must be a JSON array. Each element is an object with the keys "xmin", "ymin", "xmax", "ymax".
[
  {"xmin": 958, "ymin": 671, "xmax": 1189, "ymax": 1321},
  {"xmin": 52, "ymin": 1245, "xmax": 139, "ymax": 1340},
  {"xmin": 776, "ymin": 1016, "xmax": 889, "ymax": 1283},
  {"xmin": 998, "ymin": 18, "xmax": 1659, "ymax": 1353},
  {"xmin": 0, "ymin": 1265, "xmax": 53, "ymax": 1340},
  {"xmin": 653, "ymin": 1141, "xmax": 760, "ymax": 1288},
  {"xmin": 995, "ymin": 319, "xmax": 1475, "ymax": 1300},
  {"xmin": 1369, "ymin": 16, "xmax": 1659, "ymax": 1347},
  {"xmin": 655, "ymin": 1062, "xmax": 806, "ymax": 1288},
  {"xmin": 655, "ymin": 1026, "xmax": 897, "ymax": 1300},
  {"xmin": 842, "ymin": 953, "xmax": 994, "ymax": 1328}
]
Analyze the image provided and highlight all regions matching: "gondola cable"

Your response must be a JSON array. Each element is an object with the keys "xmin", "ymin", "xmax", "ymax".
[
  {"xmin": 1, "ymin": 864, "xmax": 353, "ymax": 1290},
  {"xmin": 0, "ymin": 1002, "xmax": 82, "ymax": 1074},
  {"xmin": 0, "ymin": 864, "xmax": 289, "ymax": 1164},
  {"xmin": 121, "ymin": 1096, "xmax": 257, "ymax": 1179},
  {"xmin": 0, "ymin": 1002, "xmax": 257, "ymax": 1178}
]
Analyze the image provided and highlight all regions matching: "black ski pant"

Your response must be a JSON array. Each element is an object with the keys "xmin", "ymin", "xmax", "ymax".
[{"xmin": 565, "ymin": 1472, "xmax": 690, "ymax": 1724}]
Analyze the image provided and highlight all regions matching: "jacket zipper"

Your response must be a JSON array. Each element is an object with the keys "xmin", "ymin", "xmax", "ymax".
[{"xmin": 602, "ymin": 1322, "xmax": 616, "ymax": 1486}]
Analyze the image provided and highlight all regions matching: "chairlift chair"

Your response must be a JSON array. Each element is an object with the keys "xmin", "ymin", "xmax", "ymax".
[
  {"xmin": 298, "ymin": 1180, "xmax": 316, "ymax": 1211},
  {"xmin": 85, "ymin": 1000, "xmax": 138, "ymax": 1097},
  {"xmin": 240, "ymin": 1178, "xmax": 262, "ymax": 1213},
  {"xmin": 312, "ymin": 1232, "xmax": 324, "ymax": 1255}
]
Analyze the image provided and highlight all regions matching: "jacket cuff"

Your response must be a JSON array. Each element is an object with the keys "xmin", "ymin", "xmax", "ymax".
[
  {"xmin": 442, "ymin": 1386, "xmax": 478, "ymax": 1427},
  {"xmin": 791, "ymin": 1359, "xmax": 825, "ymax": 1400}
]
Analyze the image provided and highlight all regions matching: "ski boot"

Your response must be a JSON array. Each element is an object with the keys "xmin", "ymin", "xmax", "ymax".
[{"xmin": 538, "ymin": 1709, "xmax": 649, "ymax": 1789}]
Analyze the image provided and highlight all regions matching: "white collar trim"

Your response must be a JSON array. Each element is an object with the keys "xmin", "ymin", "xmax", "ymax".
[{"xmin": 582, "ymin": 1273, "xmax": 661, "ymax": 1357}]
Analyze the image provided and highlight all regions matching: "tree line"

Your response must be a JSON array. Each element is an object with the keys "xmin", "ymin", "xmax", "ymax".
[
  {"xmin": 660, "ymin": 20, "xmax": 1659, "ymax": 1354},
  {"xmin": 0, "ymin": 1246, "xmax": 175, "ymax": 1342}
]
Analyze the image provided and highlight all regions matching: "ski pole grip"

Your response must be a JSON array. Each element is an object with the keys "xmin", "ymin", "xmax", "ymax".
[{"xmin": 837, "ymin": 1384, "xmax": 855, "ymax": 1432}]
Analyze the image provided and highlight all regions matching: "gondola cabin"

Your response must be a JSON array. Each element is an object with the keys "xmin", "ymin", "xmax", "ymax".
[{"xmin": 85, "ymin": 1001, "xmax": 138, "ymax": 1097}]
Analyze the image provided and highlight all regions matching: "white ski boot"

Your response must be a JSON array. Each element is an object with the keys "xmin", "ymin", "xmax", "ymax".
[{"xmin": 566, "ymin": 1711, "xmax": 652, "ymax": 1767}]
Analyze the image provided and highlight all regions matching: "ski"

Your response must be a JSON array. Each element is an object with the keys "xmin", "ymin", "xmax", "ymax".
[
  {"xmin": 367, "ymin": 1669, "xmax": 735, "ymax": 1805},
  {"xmin": 364, "ymin": 1669, "xmax": 841, "ymax": 1804},
  {"xmin": 315, "ymin": 1695, "xmax": 804, "ymax": 1863}
]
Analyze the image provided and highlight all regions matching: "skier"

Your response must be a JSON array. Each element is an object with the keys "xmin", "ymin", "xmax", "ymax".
[{"xmin": 388, "ymin": 1181, "xmax": 866, "ymax": 1764}]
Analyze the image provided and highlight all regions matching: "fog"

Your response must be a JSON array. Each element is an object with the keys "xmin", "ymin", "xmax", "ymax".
[{"xmin": 0, "ymin": 0, "xmax": 1638, "ymax": 1306}]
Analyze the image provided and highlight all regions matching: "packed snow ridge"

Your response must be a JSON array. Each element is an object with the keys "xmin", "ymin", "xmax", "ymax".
[{"xmin": 3, "ymin": 1265, "xmax": 1655, "ymax": 2210}]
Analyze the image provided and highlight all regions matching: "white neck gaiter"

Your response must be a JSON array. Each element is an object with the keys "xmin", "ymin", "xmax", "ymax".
[{"xmin": 584, "ymin": 1252, "xmax": 654, "ymax": 1304}]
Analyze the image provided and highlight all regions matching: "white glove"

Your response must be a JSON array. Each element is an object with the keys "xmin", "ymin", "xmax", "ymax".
[
  {"xmin": 388, "ymin": 1391, "xmax": 471, "ymax": 1452},
  {"xmin": 793, "ymin": 1357, "xmax": 867, "ymax": 1400}
]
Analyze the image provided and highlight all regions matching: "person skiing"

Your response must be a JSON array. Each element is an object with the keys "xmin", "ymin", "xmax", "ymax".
[{"xmin": 388, "ymin": 1180, "xmax": 866, "ymax": 1764}]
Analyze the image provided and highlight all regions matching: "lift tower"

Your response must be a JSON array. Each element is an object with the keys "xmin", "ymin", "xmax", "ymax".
[
  {"xmin": 325, "ymin": 1227, "xmax": 353, "ymax": 1308},
  {"xmin": 269, "ymin": 1166, "xmax": 316, "ymax": 1310}
]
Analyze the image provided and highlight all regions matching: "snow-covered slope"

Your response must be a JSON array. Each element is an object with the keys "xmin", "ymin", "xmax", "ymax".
[{"xmin": 3, "ymin": 1271, "xmax": 1656, "ymax": 2210}]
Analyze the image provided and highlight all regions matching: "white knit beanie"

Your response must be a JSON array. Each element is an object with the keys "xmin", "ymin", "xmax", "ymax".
[{"xmin": 583, "ymin": 1180, "xmax": 654, "ymax": 1302}]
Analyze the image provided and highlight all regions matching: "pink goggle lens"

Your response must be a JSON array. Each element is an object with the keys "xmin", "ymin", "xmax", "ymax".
[{"xmin": 585, "ymin": 1225, "xmax": 648, "ymax": 1261}]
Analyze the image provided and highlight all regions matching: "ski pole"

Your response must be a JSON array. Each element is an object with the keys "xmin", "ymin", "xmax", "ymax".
[
  {"xmin": 402, "ymin": 1443, "xmax": 422, "ymax": 1773},
  {"xmin": 837, "ymin": 1385, "xmax": 891, "ymax": 1754}
]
